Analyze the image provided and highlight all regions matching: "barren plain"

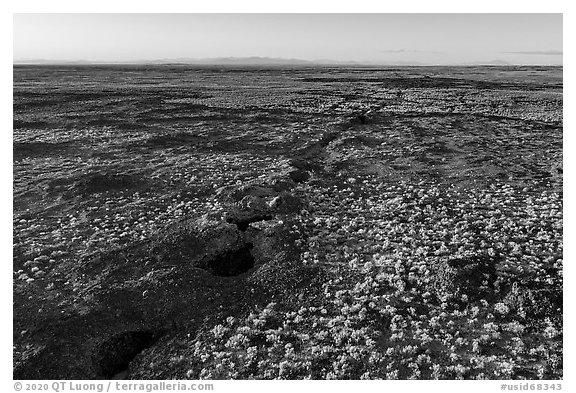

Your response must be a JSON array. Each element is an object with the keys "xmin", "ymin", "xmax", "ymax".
[{"xmin": 13, "ymin": 65, "xmax": 562, "ymax": 379}]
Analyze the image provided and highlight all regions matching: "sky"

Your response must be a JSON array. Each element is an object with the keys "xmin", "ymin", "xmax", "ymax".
[{"xmin": 13, "ymin": 13, "xmax": 563, "ymax": 65}]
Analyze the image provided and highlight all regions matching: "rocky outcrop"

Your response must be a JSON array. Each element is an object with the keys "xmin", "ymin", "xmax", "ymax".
[
  {"xmin": 151, "ymin": 217, "xmax": 249, "ymax": 272},
  {"xmin": 224, "ymin": 195, "xmax": 273, "ymax": 231},
  {"xmin": 14, "ymin": 176, "xmax": 313, "ymax": 380},
  {"xmin": 432, "ymin": 253, "xmax": 499, "ymax": 302}
]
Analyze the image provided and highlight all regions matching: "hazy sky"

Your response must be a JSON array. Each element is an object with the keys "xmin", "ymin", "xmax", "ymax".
[{"xmin": 13, "ymin": 13, "xmax": 563, "ymax": 65}]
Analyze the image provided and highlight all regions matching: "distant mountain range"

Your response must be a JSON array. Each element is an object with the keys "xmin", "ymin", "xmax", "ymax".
[
  {"xmin": 144, "ymin": 57, "xmax": 433, "ymax": 66},
  {"xmin": 13, "ymin": 56, "xmax": 559, "ymax": 66},
  {"xmin": 150, "ymin": 57, "xmax": 318, "ymax": 65},
  {"xmin": 14, "ymin": 56, "xmax": 403, "ymax": 66}
]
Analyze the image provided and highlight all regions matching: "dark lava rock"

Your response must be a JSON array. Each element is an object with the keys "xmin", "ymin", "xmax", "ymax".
[
  {"xmin": 224, "ymin": 195, "xmax": 273, "ymax": 231},
  {"xmin": 14, "ymin": 141, "xmax": 73, "ymax": 159},
  {"xmin": 289, "ymin": 158, "xmax": 318, "ymax": 171},
  {"xmin": 269, "ymin": 191, "xmax": 303, "ymax": 214},
  {"xmin": 245, "ymin": 223, "xmax": 280, "ymax": 266},
  {"xmin": 73, "ymin": 172, "xmax": 141, "ymax": 196},
  {"xmin": 151, "ymin": 216, "xmax": 250, "ymax": 273},
  {"xmin": 248, "ymin": 252, "xmax": 327, "ymax": 303},
  {"xmin": 432, "ymin": 253, "xmax": 498, "ymax": 301},
  {"xmin": 215, "ymin": 176, "xmax": 296, "ymax": 203},
  {"xmin": 288, "ymin": 169, "xmax": 310, "ymax": 183},
  {"xmin": 245, "ymin": 218, "xmax": 302, "ymax": 267},
  {"xmin": 144, "ymin": 131, "xmax": 203, "ymax": 148},
  {"xmin": 215, "ymin": 183, "xmax": 276, "ymax": 202},
  {"xmin": 348, "ymin": 112, "xmax": 373, "ymax": 125},
  {"xmin": 503, "ymin": 281, "xmax": 562, "ymax": 322},
  {"xmin": 268, "ymin": 176, "xmax": 296, "ymax": 192},
  {"xmin": 92, "ymin": 330, "xmax": 162, "ymax": 379},
  {"xmin": 288, "ymin": 156, "xmax": 324, "ymax": 173}
]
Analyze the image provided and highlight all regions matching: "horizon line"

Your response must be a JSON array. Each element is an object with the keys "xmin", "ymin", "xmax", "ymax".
[{"xmin": 12, "ymin": 57, "xmax": 563, "ymax": 67}]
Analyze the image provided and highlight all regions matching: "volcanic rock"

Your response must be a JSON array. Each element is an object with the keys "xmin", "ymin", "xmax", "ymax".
[
  {"xmin": 269, "ymin": 191, "xmax": 303, "ymax": 214},
  {"xmin": 432, "ymin": 253, "xmax": 498, "ymax": 301}
]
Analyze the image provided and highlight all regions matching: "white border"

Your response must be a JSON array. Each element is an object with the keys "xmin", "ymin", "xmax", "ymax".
[
  {"xmin": 4, "ymin": 0, "xmax": 569, "ymax": 13},
  {"xmin": 3, "ymin": 2, "xmax": 571, "ymax": 392}
]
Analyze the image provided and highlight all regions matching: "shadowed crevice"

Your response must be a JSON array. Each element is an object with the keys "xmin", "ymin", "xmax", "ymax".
[
  {"xmin": 200, "ymin": 244, "xmax": 256, "ymax": 276},
  {"xmin": 93, "ymin": 331, "xmax": 162, "ymax": 379}
]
